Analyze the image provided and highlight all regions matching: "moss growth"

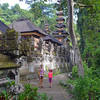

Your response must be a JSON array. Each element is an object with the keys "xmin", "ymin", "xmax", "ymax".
[
  {"xmin": 0, "ymin": 54, "xmax": 20, "ymax": 69},
  {"xmin": 0, "ymin": 62, "xmax": 19, "ymax": 69}
]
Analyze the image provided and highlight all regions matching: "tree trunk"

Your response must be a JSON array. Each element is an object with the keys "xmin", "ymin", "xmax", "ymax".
[{"xmin": 67, "ymin": 0, "xmax": 84, "ymax": 77}]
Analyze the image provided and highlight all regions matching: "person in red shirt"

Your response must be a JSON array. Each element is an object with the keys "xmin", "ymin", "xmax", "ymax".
[{"xmin": 48, "ymin": 69, "xmax": 53, "ymax": 88}]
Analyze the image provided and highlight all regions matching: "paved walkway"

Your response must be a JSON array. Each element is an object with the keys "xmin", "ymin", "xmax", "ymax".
[{"xmin": 29, "ymin": 74, "xmax": 73, "ymax": 100}]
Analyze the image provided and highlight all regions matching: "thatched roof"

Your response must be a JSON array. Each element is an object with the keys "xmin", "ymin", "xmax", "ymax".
[
  {"xmin": 57, "ymin": 0, "xmax": 61, "ymax": 3},
  {"xmin": 53, "ymin": 30, "xmax": 69, "ymax": 35},
  {"xmin": 55, "ymin": 23, "xmax": 66, "ymax": 28},
  {"xmin": 53, "ymin": 35, "xmax": 67, "ymax": 38},
  {"xmin": 0, "ymin": 20, "xmax": 9, "ymax": 33},
  {"xmin": 9, "ymin": 18, "xmax": 47, "ymax": 36},
  {"xmin": 43, "ymin": 35, "xmax": 62, "ymax": 45},
  {"xmin": 56, "ymin": 17, "xmax": 65, "ymax": 21},
  {"xmin": 0, "ymin": 54, "xmax": 20, "ymax": 70}
]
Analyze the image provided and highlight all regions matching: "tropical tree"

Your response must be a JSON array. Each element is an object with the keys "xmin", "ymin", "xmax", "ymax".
[{"xmin": 76, "ymin": 0, "xmax": 100, "ymax": 70}]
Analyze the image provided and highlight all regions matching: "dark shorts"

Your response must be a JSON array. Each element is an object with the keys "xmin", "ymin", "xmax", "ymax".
[
  {"xmin": 40, "ymin": 76, "xmax": 43, "ymax": 79},
  {"xmin": 49, "ymin": 78, "xmax": 52, "ymax": 83}
]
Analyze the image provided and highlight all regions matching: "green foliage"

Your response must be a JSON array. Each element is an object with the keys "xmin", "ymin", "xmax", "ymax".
[
  {"xmin": 18, "ymin": 84, "xmax": 51, "ymax": 100},
  {"xmin": 0, "ymin": 83, "xmax": 51, "ymax": 100},
  {"xmin": 73, "ymin": 77, "xmax": 90, "ymax": 100},
  {"xmin": 45, "ymin": 65, "xmax": 49, "ymax": 72},
  {"xmin": 93, "ymin": 47, "xmax": 100, "ymax": 69},
  {"xmin": 76, "ymin": 0, "xmax": 100, "ymax": 69},
  {"xmin": 74, "ymin": 1, "xmax": 100, "ymax": 99},
  {"xmin": 0, "ymin": 90, "xmax": 9, "ymax": 100},
  {"xmin": 0, "ymin": 17, "xmax": 10, "ymax": 25},
  {"xmin": 69, "ymin": 42, "xmax": 72, "ymax": 47},
  {"xmin": 19, "ymin": 38, "xmax": 34, "ymax": 59},
  {"xmin": 0, "ymin": 29, "xmax": 18, "ymax": 56},
  {"xmin": 7, "ymin": 80, "xmax": 15, "ymax": 87},
  {"xmin": 0, "ymin": 80, "xmax": 16, "ymax": 100},
  {"xmin": 72, "ymin": 66, "xmax": 78, "ymax": 78},
  {"xmin": 0, "ymin": 2, "xmax": 57, "ymax": 33},
  {"xmin": 18, "ymin": 84, "xmax": 38, "ymax": 100},
  {"xmin": 38, "ymin": 93, "xmax": 49, "ymax": 100},
  {"xmin": 30, "ymin": 1, "xmax": 57, "ymax": 31},
  {"xmin": 53, "ymin": 68, "xmax": 61, "ymax": 76},
  {"xmin": 67, "ymin": 63, "xmax": 100, "ymax": 100},
  {"xmin": 72, "ymin": 76, "xmax": 100, "ymax": 100},
  {"xmin": 5, "ymin": 29, "xmax": 18, "ymax": 50}
]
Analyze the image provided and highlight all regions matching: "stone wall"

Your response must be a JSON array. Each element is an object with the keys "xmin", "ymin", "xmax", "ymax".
[{"xmin": 19, "ymin": 39, "xmax": 72, "ymax": 79}]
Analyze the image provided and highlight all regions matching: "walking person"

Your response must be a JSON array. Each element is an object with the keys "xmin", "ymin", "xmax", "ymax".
[
  {"xmin": 39, "ymin": 64, "xmax": 44, "ymax": 88},
  {"xmin": 48, "ymin": 69, "xmax": 53, "ymax": 88}
]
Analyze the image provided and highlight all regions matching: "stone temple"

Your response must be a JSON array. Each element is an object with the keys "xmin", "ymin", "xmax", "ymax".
[{"xmin": 0, "ymin": 1, "xmax": 75, "ymax": 80}]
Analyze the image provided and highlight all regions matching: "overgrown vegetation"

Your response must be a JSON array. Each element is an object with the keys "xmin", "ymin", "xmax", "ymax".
[
  {"xmin": 0, "ymin": 83, "xmax": 52, "ymax": 100},
  {"xmin": 0, "ymin": 1, "xmax": 57, "ymax": 32},
  {"xmin": 67, "ymin": 63, "xmax": 100, "ymax": 100},
  {"xmin": 62, "ymin": 0, "xmax": 100, "ymax": 99},
  {"xmin": 1, "ymin": 29, "xmax": 18, "ymax": 55},
  {"xmin": 18, "ymin": 84, "xmax": 50, "ymax": 100}
]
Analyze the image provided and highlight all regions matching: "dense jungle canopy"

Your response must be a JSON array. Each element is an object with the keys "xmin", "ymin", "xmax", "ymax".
[{"xmin": 0, "ymin": 1, "xmax": 57, "ymax": 32}]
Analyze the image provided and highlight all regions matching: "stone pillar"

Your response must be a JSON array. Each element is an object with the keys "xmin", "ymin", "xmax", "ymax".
[
  {"xmin": 42, "ymin": 41, "xmax": 46, "ymax": 55},
  {"xmin": 56, "ymin": 46, "xmax": 59, "ymax": 57},
  {"xmin": 50, "ymin": 43, "xmax": 53, "ymax": 55},
  {"xmin": 41, "ymin": 41, "xmax": 45, "ymax": 70},
  {"xmin": 15, "ymin": 68, "xmax": 19, "ymax": 85}
]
